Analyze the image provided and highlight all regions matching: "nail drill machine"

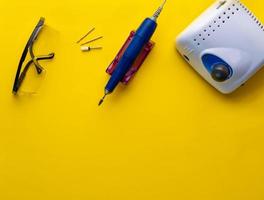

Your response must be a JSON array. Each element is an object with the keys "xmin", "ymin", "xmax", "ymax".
[{"xmin": 176, "ymin": 0, "xmax": 264, "ymax": 93}]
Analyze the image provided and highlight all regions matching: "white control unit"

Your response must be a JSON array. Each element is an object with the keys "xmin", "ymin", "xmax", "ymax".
[{"xmin": 176, "ymin": 0, "xmax": 264, "ymax": 93}]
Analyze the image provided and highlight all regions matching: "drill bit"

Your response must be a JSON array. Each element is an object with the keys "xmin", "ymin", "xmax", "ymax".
[
  {"xmin": 81, "ymin": 46, "xmax": 103, "ymax": 52},
  {"xmin": 76, "ymin": 27, "xmax": 95, "ymax": 44},
  {"xmin": 81, "ymin": 36, "xmax": 103, "ymax": 46},
  {"xmin": 151, "ymin": 0, "xmax": 167, "ymax": 21},
  {"xmin": 98, "ymin": 90, "xmax": 110, "ymax": 106},
  {"xmin": 217, "ymin": 1, "xmax": 227, "ymax": 9}
]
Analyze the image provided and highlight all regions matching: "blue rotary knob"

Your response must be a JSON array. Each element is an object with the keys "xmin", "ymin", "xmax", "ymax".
[{"xmin": 202, "ymin": 54, "xmax": 233, "ymax": 82}]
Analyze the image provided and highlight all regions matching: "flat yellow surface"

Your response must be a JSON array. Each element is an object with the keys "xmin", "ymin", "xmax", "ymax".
[{"xmin": 1, "ymin": 0, "xmax": 264, "ymax": 199}]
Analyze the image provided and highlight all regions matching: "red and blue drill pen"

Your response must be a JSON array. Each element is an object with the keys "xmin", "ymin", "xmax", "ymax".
[{"xmin": 99, "ymin": 0, "xmax": 167, "ymax": 106}]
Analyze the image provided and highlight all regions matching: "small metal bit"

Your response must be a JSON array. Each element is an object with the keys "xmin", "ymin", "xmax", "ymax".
[
  {"xmin": 217, "ymin": 1, "xmax": 227, "ymax": 9},
  {"xmin": 98, "ymin": 90, "xmax": 110, "ymax": 106},
  {"xmin": 81, "ymin": 36, "xmax": 103, "ymax": 46},
  {"xmin": 81, "ymin": 46, "xmax": 103, "ymax": 52},
  {"xmin": 152, "ymin": 0, "xmax": 167, "ymax": 21},
  {"xmin": 98, "ymin": 94, "xmax": 106, "ymax": 106},
  {"xmin": 76, "ymin": 28, "xmax": 95, "ymax": 44}
]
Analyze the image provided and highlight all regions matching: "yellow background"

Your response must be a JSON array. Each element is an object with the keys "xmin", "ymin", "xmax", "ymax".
[{"xmin": 0, "ymin": 0, "xmax": 264, "ymax": 199}]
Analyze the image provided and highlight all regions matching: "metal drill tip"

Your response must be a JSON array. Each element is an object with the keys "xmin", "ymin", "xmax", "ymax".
[
  {"xmin": 161, "ymin": 0, "xmax": 167, "ymax": 8},
  {"xmin": 98, "ymin": 99, "xmax": 104, "ymax": 106},
  {"xmin": 152, "ymin": 0, "xmax": 167, "ymax": 20},
  {"xmin": 76, "ymin": 27, "xmax": 95, "ymax": 44},
  {"xmin": 81, "ymin": 36, "xmax": 103, "ymax": 46},
  {"xmin": 98, "ymin": 94, "xmax": 106, "ymax": 106}
]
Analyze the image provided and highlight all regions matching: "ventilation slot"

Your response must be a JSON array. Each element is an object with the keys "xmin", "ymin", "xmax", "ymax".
[
  {"xmin": 237, "ymin": 0, "xmax": 264, "ymax": 31},
  {"xmin": 193, "ymin": 0, "xmax": 264, "ymax": 47}
]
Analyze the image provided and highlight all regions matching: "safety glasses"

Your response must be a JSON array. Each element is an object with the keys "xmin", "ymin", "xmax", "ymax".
[{"xmin": 13, "ymin": 17, "xmax": 55, "ymax": 94}]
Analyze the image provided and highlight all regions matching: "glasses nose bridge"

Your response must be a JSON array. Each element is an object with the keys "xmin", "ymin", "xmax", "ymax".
[
  {"xmin": 28, "ymin": 43, "xmax": 43, "ymax": 73},
  {"xmin": 31, "ymin": 57, "xmax": 44, "ymax": 74}
]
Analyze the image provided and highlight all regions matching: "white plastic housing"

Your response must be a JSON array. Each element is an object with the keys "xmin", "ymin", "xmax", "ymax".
[{"xmin": 176, "ymin": 0, "xmax": 264, "ymax": 93}]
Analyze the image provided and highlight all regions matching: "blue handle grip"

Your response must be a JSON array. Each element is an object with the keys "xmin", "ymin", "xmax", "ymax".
[{"xmin": 105, "ymin": 18, "xmax": 157, "ymax": 93}]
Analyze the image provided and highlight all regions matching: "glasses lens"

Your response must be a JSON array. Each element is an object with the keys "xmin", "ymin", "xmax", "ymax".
[{"xmin": 18, "ymin": 60, "xmax": 47, "ymax": 95}]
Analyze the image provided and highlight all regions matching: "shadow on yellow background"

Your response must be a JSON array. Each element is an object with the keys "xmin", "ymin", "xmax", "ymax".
[{"xmin": 0, "ymin": 0, "xmax": 264, "ymax": 199}]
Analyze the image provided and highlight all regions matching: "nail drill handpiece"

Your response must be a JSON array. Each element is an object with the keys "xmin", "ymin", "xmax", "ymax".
[{"xmin": 99, "ymin": 0, "xmax": 166, "ymax": 106}]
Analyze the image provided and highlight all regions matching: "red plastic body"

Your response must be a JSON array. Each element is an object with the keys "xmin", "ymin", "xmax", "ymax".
[{"xmin": 106, "ymin": 31, "xmax": 155, "ymax": 84}]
